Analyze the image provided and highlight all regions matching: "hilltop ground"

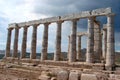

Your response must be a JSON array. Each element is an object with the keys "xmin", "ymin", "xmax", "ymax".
[{"xmin": 0, "ymin": 52, "xmax": 120, "ymax": 80}]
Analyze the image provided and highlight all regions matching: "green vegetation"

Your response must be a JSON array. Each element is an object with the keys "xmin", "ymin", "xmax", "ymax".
[
  {"xmin": 0, "ymin": 54, "xmax": 4, "ymax": 59},
  {"xmin": 1, "ymin": 52, "xmax": 120, "ymax": 64}
]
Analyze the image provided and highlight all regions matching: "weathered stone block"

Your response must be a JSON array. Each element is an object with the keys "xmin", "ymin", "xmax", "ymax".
[
  {"xmin": 109, "ymin": 74, "xmax": 120, "ymax": 80},
  {"xmin": 57, "ymin": 70, "xmax": 69, "ymax": 80},
  {"xmin": 9, "ymin": 23, "xmax": 17, "ymax": 28},
  {"xmin": 18, "ymin": 22, "xmax": 26, "ymax": 27},
  {"xmin": 60, "ymin": 11, "xmax": 91, "ymax": 20},
  {"xmin": 81, "ymin": 73, "xmax": 97, "ymax": 80},
  {"xmin": 92, "ymin": 7, "xmax": 112, "ymax": 16},
  {"xmin": 69, "ymin": 71, "xmax": 80, "ymax": 80},
  {"xmin": 74, "ymin": 11, "xmax": 91, "ymax": 18},
  {"xmin": 27, "ymin": 16, "xmax": 60, "ymax": 26}
]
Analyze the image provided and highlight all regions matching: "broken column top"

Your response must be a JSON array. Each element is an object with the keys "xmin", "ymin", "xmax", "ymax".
[
  {"xmin": 77, "ymin": 32, "xmax": 88, "ymax": 36},
  {"xmin": 103, "ymin": 24, "xmax": 107, "ymax": 30},
  {"xmin": 9, "ymin": 7, "xmax": 113, "ymax": 28}
]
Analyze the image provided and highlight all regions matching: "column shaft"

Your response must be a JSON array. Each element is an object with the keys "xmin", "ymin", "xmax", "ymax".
[
  {"xmin": 5, "ymin": 28, "xmax": 12, "ymax": 57},
  {"xmin": 86, "ymin": 17, "xmax": 94, "ymax": 63},
  {"xmin": 106, "ymin": 15, "xmax": 115, "ymax": 69},
  {"xmin": 54, "ymin": 21, "xmax": 62, "ymax": 61},
  {"xmin": 94, "ymin": 21, "xmax": 101, "ymax": 62},
  {"xmin": 77, "ymin": 36, "xmax": 81, "ymax": 60},
  {"xmin": 13, "ymin": 27, "xmax": 19, "ymax": 58},
  {"xmin": 41, "ymin": 23, "xmax": 49, "ymax": 61},
  {"xmin": 67, "ymin": 36, "xmax": 70, "ymax": 60},
  {"xmin": 69, "ymin": 19, "xmax": 77, "ymax": 62},
  {"xmin": 102, "ymin": 29, "xmax": 107, "ymax": 59},
  {"xmin": 30, "ymin": 25, "xmax": 38, "ymax": 59},
  {"xmin": 21, "ymin": 26, "xmax": 28, "ymax": 58}
]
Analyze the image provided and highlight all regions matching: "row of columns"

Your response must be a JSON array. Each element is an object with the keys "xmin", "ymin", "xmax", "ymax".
[
  {"xmin": 5, "ymin": 15, "xmax": 115, "ymax": 68},
  {"xmin": 5, "ymin": 21, "xmax": 64, "ymax": 61},
  {"xmin": 67, "ymin": 15, "xmax": 115, "ymax": 68}
]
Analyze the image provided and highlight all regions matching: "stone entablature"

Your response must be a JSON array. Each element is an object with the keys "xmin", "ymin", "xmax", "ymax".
[
  {"xmin": 9, "ymin": 7, "xmax": 112, "ymax": 29},
  {"xmin": 5, "ymin": 7, "xmax": 115, "ymax": 70}
]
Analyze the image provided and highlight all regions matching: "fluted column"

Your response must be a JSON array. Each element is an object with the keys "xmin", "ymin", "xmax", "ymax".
[
  {"xmin": 30, "ymin": 25, "xmax": 38, "ymax": 59},
  {"xmin": 67, "ymin": 35, "xmax": 70, "ymax": 60},
  {"xmin": 13, "ymin": 26, "xmax": 19, "ymax": 58},
  {"xmin": 86, "ymin": 17, "xmax": 94, "ymax": 63},
  {"xmin": 105, "ymin": 14, "xmax": 115, "ymax": 69},
  {"xmin": 102, "ymin": 28, "xmax": 107, "ymax": 60},
  {"xmin": 94, "ymin": 21, "xmax": 101, "ymax": 62},
  {"xmin": 77, "ymin": 36, "xmax": 81, "ymax": 60},
  {"xmin": 21, "ymin": 26, "xmax": 28, "ymax": 58},
  {"xmin": 41, "ymin": 23, "xmax": 50, "ymax": 61},
  {"xmin": 69, "ymin": 19, "xmax": 78, "ymax": 62},
  {"xmin": 5, "ymin": 28, "xmax": 13, "ymax": 57},
  {"xmin": 54, "ymin": 21, "xmax": 63, "ymax": 61}
]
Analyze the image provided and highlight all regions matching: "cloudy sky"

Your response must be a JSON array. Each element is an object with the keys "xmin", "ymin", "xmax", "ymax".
[{"xmin": 0, "ymin": 0, "xmax": 120, "ymax": 53}]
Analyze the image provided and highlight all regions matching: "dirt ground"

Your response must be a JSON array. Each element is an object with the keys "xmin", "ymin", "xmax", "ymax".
[{"xmin": 0, "ymin": 64, "xmax": 41, "ymax": 80}]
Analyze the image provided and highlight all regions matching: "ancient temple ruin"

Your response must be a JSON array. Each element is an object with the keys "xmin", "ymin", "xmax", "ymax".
[{"xmin": 5, "ymin": 7, "xmax": 115, "ymax": 70}]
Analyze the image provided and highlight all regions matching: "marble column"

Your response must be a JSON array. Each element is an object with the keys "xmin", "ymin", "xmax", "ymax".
[
  {"xmin": 5, "ymin": 28, "xmax": 13, "ymax": 57},
  {"xmin": 105, "ymin": 14, "xmax": 115, "ymax": 69},
  {"xmin": 30, "ymin": 25, "xmax": 38, "ymax": 59},
  {"xmin": 13, "ymin": 26, "xmax": 19, "ymax": 58},
  {"xmin": 77, "ymin": 36, "xmax": 81, "ymax": 60},
  {"xmin": 69, "ymin": 19, "xmax": 78, "ymax": 62},
  {"xmin": 21, "ymin": 26, "xmax": 28, "ymax": 58},
  {"xmin": 86, "ymin": 17, "xmax": 94, "ymax": 63},
  {"xmin": 102, "ymin": 28, "xmax": 107, "ymax": 60},
  {"xmin": 54, "ymin": 21, "xmax": 63, "ymax": 61},
  {"xmin": 67, "ymin": 35, "xmax": 70, "ymax": 60},
  {"xmin": 94, "ymin": 21, "xmax": 101, "ymax": 62},
  {"xmin": 41, "ymin": 23, "xmax": 50, "ymax": 61}
]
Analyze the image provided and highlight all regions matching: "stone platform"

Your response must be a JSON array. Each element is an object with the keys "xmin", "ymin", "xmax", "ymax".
[{"xmin": 4, "ymin": 57, "xmax": 105, "ymax": 70}]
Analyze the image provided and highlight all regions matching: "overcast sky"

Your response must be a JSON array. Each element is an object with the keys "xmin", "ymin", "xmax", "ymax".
[{"xmin": 0, "ymin": 0, "xmax": 120, "ymax": 52}]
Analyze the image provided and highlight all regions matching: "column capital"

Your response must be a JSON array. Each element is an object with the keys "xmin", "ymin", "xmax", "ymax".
[
  {"xmin": 7, "ymin": 27, "xmax": 13, "ymax": 30},
  {"xmin": 32, "ymin": 24, "xmax": 40, "ymax": 27},
  {"xmin": 23, "ymin": 25, "xmax": 29, "ymax": 28},
  {"xmin": 107, "ymin": 13, "xmax": 115, "ymax": 17},
  {"xmin": 71, "ymin": 19, "xmax": 79, "ymax": 22},
  {"xmin": 56, "ymin": 21, "xmax": 64, "ymax": 24},
  {"xmin": 107, "ymin": 14, "xmax": 114, "ymax": 25},
  {"xmin": 14, "ymin": 24, "xmax": 21, "ymax": 29},
  {"xmin": 77, "ymin": 35, "xmax": 82, "ymax": 37},
  {"xmin": 44, "ymin": 23, "xmax": 50, "ymax": 26},
  {"xmin": 88, "ymin": 16, "xmax": 94, "ymax": 20}
]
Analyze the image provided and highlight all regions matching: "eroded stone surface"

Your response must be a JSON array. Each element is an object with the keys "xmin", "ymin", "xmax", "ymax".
[
  {"xmin": 69, "ymin": 71, "xmax": 80, "ymax": 80},
  {"xmin": 92, "ymin": 7, "xmax": 112, "ymax": 16},
  {"xmin": 81, "ymin": 73, "xmax": 98, "ymax": 80},
  {"xmin": 9, "ymin": 7, "xmax": 112, "ymax": 28},
  {"xmin": 57, "ymin": 70, "xmax": 69, "ymax": 80}
]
